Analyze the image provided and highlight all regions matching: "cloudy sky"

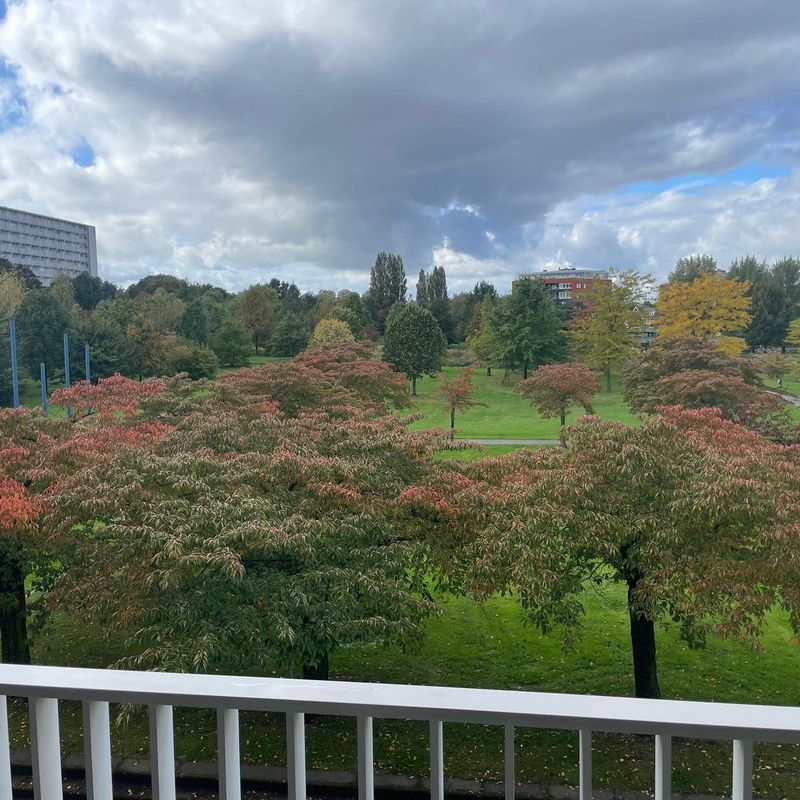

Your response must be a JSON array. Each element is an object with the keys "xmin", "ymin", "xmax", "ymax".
[{"xmin": 1, "ymin": 1, "xmax": 800, "ymax": 293}]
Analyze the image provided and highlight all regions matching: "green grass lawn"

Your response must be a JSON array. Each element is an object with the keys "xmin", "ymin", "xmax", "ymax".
[
  {"xmin": 408, "ymin": 368, "xmax": 639, "ymax": 439},
  {"xmin": 18, "ymin": 589, "xmax": 800, "ymax": 797}
]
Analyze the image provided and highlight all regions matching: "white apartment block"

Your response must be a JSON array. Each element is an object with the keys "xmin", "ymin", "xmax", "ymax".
[{"xmin": 0, "ymin": 205, "xmax": 98, "ymax": 286}]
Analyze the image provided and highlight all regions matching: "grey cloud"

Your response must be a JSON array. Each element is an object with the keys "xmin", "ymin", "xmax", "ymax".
[{"xmin": 1, "ymin": 0, "xmax": 800, "ymax": 290}]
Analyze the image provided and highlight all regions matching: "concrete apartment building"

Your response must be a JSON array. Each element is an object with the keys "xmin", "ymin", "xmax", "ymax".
[
  {"xmin": 517, "ymin": 266, "xmax": 611, "ymax": 302},
  {"xmin": 0, "ymin": 205, "xmax": 98, "ymax": 286}
]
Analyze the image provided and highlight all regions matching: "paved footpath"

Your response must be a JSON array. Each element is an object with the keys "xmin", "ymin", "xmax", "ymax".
[{"xmin": 459, "ymin": 437, "xmax": 561, "ymax": 446}]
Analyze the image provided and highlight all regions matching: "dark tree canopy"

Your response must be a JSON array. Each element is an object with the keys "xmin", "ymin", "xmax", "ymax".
[
  {"xmin": 382, "ymin": 302, "xmax": 446, "ymax": 394},
  {"xmin": 492, "ymin": 277, "xmax": 566, "ymax": 378},
  {"xmin": 667, "ymin": 254, "xmax": 718, "ymax": 284}
]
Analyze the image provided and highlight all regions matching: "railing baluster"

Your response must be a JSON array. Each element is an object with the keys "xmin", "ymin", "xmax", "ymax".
[
  {"xmin": 83, "ymin": 700, "xmax": 113, "ymax": 800},
  {"xmin": 149, "ymin": 704, "xmax": 176, "ymax": 800},
  {"xmin": 504, "ymin": 723, "xmax": 515, "ymax": 800},
  {"xmin": 30, "ymin": 697, "xmax": 62, "ymax": 800},
  {"xmin": 579, "ymin": 729, "xmax": 591, "ymax": 800},
  {"xmin": 0, "ymin": 696, "xmax": 12, "ymax": 799},
  {"xmin": 655, "ymin": 734, "xmax": 671, "ymax": 800},
  {"xmin": 286, "ymin": 712, "xmax": 306, "ymax": 800},
  {"xmin": 357, "ymin": 715, "xmax": 374, "ymax": 800},
  {"xmin": 732, "ymin": 739, "xmax": 753, "ymax": 800},
  {"xmin": 217, "ymin": 708, "xmax": 241, "ymax": 800},
  {"xmin": 430, "ymin": 720, "xmax": 444, "ymax": 800}
]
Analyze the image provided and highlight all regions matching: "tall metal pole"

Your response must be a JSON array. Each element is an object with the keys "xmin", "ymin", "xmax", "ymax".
[
  {"xmin": 63, "ymin": 331, "xmax": 71, "ymax": 419},
  {"xmin": 40, "ymin": 363, "xmax": 48, "ymax": 417},
  {"xmin": 9, "ymin": 319, "xmax": 20, "ymax": 409},
  {"xmin": 84, "ymin": 343, "xmax": 92, "ymax": 415}
]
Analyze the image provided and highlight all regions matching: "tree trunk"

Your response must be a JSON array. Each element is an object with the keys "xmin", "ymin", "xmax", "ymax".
[
  {"xmin": 486, "ymin": 366, "xmax": 491, "ymax": 377},
  {"xmin": 0, "ymin": 549, "xmax": 30, "ymax": 665},
  {"xmin": 523, "ymin": 359, "xmax": 529, "ymax": 379},
  {"xmin": 450, "ymin": 407, "xmax": 456, "ymax": 440},
  {"xmin": 626, "ymin": 575, "xmax": 660, "ymax": 699},
  {"xmin": 606, "ymin": 368, "xmax": 612, "ymax": 393},
  {"xmin": 302, "ymin": 653, "xmax": 329, "ymax": 681},
  {"xmin": 411, "ymin": 376, "xmax": 417, "ymax": 396},
  {"xmin": 559, "ymin": 409, "xmax": 567, "ymax": 447}
]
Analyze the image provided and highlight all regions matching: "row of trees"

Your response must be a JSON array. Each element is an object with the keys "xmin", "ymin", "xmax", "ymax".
[{"xmin": 2, "ymin": 343, "xmax": 799, "ymax": 702}]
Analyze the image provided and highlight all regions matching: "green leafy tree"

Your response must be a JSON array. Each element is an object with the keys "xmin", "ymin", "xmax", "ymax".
[
  {"xmin": 127, "ymin": 319, "xmax": 168, "ymax": 379},
  {"xmin": 417, "ymin": 408, "xmax": 800, "ymax": 698},
  {"xmin": 325, "ymin": 306, "xmax": 364, "ymax": 339},
  {"xmin": 667, "ymin": 254, "xmax": 718, "ymax": 284},
  {"xmin": 571, "ymin": 271, "xmax": 651, "ymax": 391},
  {"xmin": 237, "ymin": 284, "xmax": 279, "ymax": 354},
  {"xmin": 493, "ymin": 277, "xmax": 566, "ymax": 378},
  {"xmin": 136, "ymin": 288, "xmax": 186, "ymax": 332},
  {"xmin": 166, "ymin": 338, "xmax": 219, "ymax": 379},
  {"xmin": 367, "ymin": 252, "xmax": 407, "ymax": 331},
  {"xmin": 15, "ymin": 290, "xmax": 72, "ymax": 378},
  {"xmin": 71, "ymin": 273, "xmax": 117, "ymax": 311},
  {"xmin": 415, "ymin": 270, "xmax": 430, "ymax": 304},
  {"xmin": 211, "ymin": 316, "xmax": 253, "ymax": 367},
  {"xmin": 177, "ymin": 299, "xmax": 211, "ymax": 345},
  {"xmin": 270, "ymin": 313, "xmax": 308, "ymax": 357},
  {"xmin": 466, "ymin": 297, "xmax": 498, "ymax": 376},
  {"xmin": 0, "ymin": 257, "xmax": 41, "ymax": 290},
  {"xmin": 383, "ymin": 302, "xmax": 446, "ymax": 395}
]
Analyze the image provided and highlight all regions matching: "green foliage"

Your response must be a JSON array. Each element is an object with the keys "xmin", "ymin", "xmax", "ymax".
[
  {"xmin": 48, "ymin": 353, "xmax": 443, "ymax": 677},
  {"xmin": 491, "ymin": 277, "xmax": 566, "ymax": 376},
  {"xmin": 15, "ymin": 290, "xmax": 72, "ymax": 377},
  {"xmin": 237, "ymin": 284, "xmax": 279, "ymax": 353},
  {"xmin": 570, "ymin": 270, "xmax": 651, "ymax": 390},
  {"xmin": 166, "ymin": 338, "xmax": 219, "ymax": 379},
  {"xmin": 0, "ymin": 257, "xmax": 41, "ymax": 290},
  {"xmin": 270, "ymin": 312, "xmax": 308, "ymax": 357},
  {"xmin": 71, "ymin": 273, "xmax": 117, "ymax": 311},
  {"xmin": 668, "ymin": 254, "xmax": 718, "ymax": 284},
  {"xmin": 324, "ymin": 306, "xmax": 364, "ymax": 339},
  {"xmin": 177, "ymin": 298, "xmax": 211, "ymax": 345},
  {"xmin": 211, "ymin": 315, "xmax": 254, "ymax": 367},
  {"xmin": 382, "ymin": 302, "xmax": 447, "ymax": 393},
  {"xmin": 367, "ymin": 252, "xmax": 407, "ymax": 331}
]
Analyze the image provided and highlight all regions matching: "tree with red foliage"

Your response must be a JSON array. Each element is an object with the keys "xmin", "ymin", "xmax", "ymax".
[
  {"xmin": 516, "ymin": 363, "xmax": 599, "ymax": 445},
  {"xmin": 404, "ymin": 407, "xmax": 800, "ymax": 699},
  {"xmin": 434, "ymin": 366, "xmax": 485, "ymax": 439},
  {"xmin": 0, "ymin": 376, "xmax": 173, "ymax": 664},
  {"xmin": 47, "ymin": 371, "xmax": 446, "ymax": 680},
  {"xmin": 225, "ymin": 343, "xmax": 410, "ymax": 416},
  {"xmin": 622, "ymin": 336, "xmax": 798, "ymax": 442}
]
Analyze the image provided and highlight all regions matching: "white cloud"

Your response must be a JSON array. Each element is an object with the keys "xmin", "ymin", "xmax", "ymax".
[{"xmin": 1, "ymin": 0, "xmax": 800, "ymax": 291}]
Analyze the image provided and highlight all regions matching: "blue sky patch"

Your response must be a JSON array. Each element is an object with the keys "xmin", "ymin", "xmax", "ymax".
[
  {"xmin": 0, "ymin": 0, "xmax": 7, "ymax": 22},
  {"xmin": 616, "ymin": 160, "xmax": 790, "ymax": 197},
  {"xmin": 69, "ymin": 138, "xmax": 96, "ymax": 167}
]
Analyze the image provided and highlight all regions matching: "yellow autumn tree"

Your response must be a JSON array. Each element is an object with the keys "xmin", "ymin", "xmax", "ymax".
[
  {"xmin": 787, "ymin": 318, "xmax": 800, "ymax": 346},
  {"xmin": 656, "ymin": 273, "xmax": 751, "ymax": 345}
]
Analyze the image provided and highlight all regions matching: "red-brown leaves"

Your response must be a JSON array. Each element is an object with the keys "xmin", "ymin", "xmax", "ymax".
[{"xmin": 51, "ymin": 373, "xmax": 167, "ymax": 417}]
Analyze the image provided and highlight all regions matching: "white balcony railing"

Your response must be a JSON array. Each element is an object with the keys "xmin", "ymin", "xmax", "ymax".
[{"xmin": 1, "ymin": 665, "xmax": 799, "ymax": 800}]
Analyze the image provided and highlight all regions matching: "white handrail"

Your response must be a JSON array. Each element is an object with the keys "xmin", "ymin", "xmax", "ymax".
[
  {"xmin": 0, "ymin": 664, "xmax": 797, "ymax": 800},
  {"xmin": 0, "ymin": 664, "xmax": 797, "ymax": 742}
]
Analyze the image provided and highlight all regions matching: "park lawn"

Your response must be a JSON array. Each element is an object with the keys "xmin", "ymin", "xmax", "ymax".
[
  {"xmin": 17, "ymin": 589, "xmax": 800, "ymax": 797},
  {"xmin": 408, "ymin": 368, "xmax": 639, "ymax": 439},
  {"xmin": 435, "ymin": 444, "xmax": 538, "ymax": 461}
]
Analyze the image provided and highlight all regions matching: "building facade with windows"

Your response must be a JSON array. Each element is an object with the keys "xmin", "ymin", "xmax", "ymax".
[
  {"xmin": 517, "ymin": 267, "xmax": 611, "ymax": 302},
  {"xmin": 0, "ymin": 205, "xmax": 98, "ymax": 286}
]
